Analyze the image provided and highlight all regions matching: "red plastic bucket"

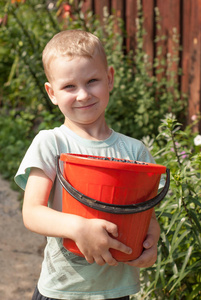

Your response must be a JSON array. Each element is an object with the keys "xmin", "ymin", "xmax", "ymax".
[{"xmin": 56, "ymin": 154, "xmax": 170, "ymax": 261}]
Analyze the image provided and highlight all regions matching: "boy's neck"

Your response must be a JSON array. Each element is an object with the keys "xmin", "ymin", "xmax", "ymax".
[{"xmin": 63, "ymin": 119, "xmax": 112, "ymax": 141}]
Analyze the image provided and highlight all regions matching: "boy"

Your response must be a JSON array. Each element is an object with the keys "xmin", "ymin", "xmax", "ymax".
[{"xmin": 15, "ymin": 30, "xmax": 160, "ymax": 300}]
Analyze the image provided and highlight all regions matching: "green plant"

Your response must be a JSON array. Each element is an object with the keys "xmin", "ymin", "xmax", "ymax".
[
  {"xmin": 105, "ymin": 2, "xmax": 187, "ymax": 139},
  {"xmin": 0, "ymin": 0, "xmax": 188, "ymax": 182},
  {"xmin": 0, "ymin": 0, "xmax": 61, "ymax": 112},
  {"xmin": 0, "ymin": 108, "xmax": 34, "ymax": 182},
  {"xmin": 137, "ymin": 114, "xmax": 201, "ymax": 299}
]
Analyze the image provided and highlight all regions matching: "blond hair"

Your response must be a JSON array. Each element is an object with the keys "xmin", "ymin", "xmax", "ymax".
[{"xmin": 42, "ymin": 30, "xmax": 108, "ymax": 81}]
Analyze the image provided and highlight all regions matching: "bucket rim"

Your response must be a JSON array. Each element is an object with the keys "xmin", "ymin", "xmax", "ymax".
[
  {"xmin": 60, "ymin": 153, "xmax": 166, "ymax": 174},
  {"xmin": 56, "ymin": 155, "xmax": 170, "ymax": 214}
]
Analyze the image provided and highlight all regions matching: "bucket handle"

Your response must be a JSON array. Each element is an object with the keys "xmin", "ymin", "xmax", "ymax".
[{"xmin": 56, "ymin": 155, "xmax": 170, "ymax": 214}]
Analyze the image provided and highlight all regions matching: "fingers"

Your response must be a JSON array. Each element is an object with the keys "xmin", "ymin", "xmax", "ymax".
[
  {"xmin": 104, "ymin": 221, "xmax": 119, "ymax": 238},
  {"xmin": 110, "ymin": 238, "xmax": 132, "ymax": 255},
  {"xmin": 85, "ymin": 251, "xmax": 118, "ymax": 266},
  {"xmin": 84, "ymin": 256, "xmax": 94, "ymax": 264},
  {"xmin": 102, "ymin": 251, "xmax": 118, "ymax": 266},
  {"xmin": 125, "ymin": 245, "xmax": 157, "ymax": 268},
  {"xmin": 76, "ymin": 219, "xmax": 132, "ymax": 266},
  {"xmin": 145, "ymin": 213, "xmax": 160, "ymax": 247},
  {"xmin": 95, "ymin": 252, "xmax": 118, "ymax": 266},
  {"xmin": 143, "ymin": 234, "xmax": 154, "ymax": 249}
]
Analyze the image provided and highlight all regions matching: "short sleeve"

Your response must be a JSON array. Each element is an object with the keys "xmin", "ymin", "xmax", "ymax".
[{"xmin": 14, "ymin": 130, "xmax": 58, "ymax": 190}]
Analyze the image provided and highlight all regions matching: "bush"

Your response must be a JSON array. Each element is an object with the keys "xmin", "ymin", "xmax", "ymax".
[
  {"xmin": 137, "ymin": 114, "xmax": 201, "ymax": 299},
  {"xmin": 0, "ymin": 0, "xmax": 62, "ymax": 182},
  {"xmin": 0, "ymin": 108, "xmax": 34, "ymax": 183},
  {"xmin": 104, "ymin": 5, "xmax": 187, "ymax": 139}
]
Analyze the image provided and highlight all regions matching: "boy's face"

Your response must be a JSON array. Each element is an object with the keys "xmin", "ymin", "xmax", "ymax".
[{"xmin": 45, "ymin": 54, "xmax": 114, "ymax": 129}]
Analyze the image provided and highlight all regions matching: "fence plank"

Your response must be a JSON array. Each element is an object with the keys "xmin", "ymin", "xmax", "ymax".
[
  {"xmin": 94, "ymin": 0, "xmax": 110, "ymax": 20},
  {"xmin": 142, "ymin": 0, "xmax": 155, "ymax": 71},
  {"xmin": 110, "ymin": 0, "xmax": 125, "ymax": 37},
  {"xmin": 199, "ymin": 0, "xmax": 201, "ymax": 132},
  {"xmin": 181, "ymin": 0, "xmax": 191, "ymax": 98},
  {"xmin": 155, "ymin": 0, "xmax": 180, "ymax": 83},
  {"xmin": 156, "ymin": 0, "xmax": 180, "ymax": 52},
  {"xmin": 187, "ymin": 0, "xmax": 201, "ymax": 131},
  {"xmin": 125, "ymin": 0, "xmax": 138, "ymax": 52},
  {"xmin": 111, "ymin": 0, "xmax": 124, "ymax": 19},
  {"xmin": 81, "ymin": 0, "xmax": 93, "ymax": 13}
]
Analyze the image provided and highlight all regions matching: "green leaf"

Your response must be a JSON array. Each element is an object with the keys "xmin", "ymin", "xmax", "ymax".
[
  {"xmin": 187, "ymin": 284, "xmax": 201, "ymax": 300},
  {"xmin": 166, "ymin": 211, "xmax": 180, "ymax": 234},
  {"xmin": 169, "ymin": 246, "xmax": 193, "ymax": 293}
]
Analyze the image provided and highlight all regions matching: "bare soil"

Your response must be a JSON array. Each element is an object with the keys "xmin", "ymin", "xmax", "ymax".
[{"xmin": 0, "ymin": 175, "xmax": 45, "ymax": 300}]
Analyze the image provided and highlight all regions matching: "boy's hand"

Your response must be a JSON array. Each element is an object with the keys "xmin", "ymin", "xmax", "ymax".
[
  {"xmin": 74, "ymin": 218, "xmax": 132, "ymax": 266},
  {"xmin": 124, "ymin": 211, "xmax": 160, "ymax": 268}
]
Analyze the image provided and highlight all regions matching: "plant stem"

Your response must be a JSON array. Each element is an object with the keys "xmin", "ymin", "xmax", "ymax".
[
  {"xmin": 171, "ymin": 129, "xmax": 181, "ymax": 167},
  {"xmin": 21, "ymin": 51, "xmax": 53, "ymax": 113},
  {"xmin": 42, "ymin": 0, "xmax": 61, "ymax": 32},
  {"xmin": 11, "ymin": 9, "xmax": 37, "ymax": 52}
]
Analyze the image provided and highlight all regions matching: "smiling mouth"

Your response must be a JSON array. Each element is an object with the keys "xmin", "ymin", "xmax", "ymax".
[{"xmin": 75, "ymin": 103, "xmax": 96, "ymax": 109}]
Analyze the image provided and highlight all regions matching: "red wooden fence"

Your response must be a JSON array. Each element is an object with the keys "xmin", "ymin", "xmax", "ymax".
[{"xmin": 81, "ymin": 0, "xmax": 201, "ymax": 132}]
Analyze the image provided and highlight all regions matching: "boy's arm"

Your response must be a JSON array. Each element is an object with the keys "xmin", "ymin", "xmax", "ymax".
[
  {"xmin": 125, "ymin": 210, "xmax": 160, "ymax": 267},
  {"xmin": 23, "ymin": 167, "xmax": 132, "ymax": 266}
]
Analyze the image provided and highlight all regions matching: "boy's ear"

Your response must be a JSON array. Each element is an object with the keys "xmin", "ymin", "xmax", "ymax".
[
  {"xmin": 108, "ymin": 66, "xmax": 114, "ymax": 91},
  {"xmin": 44, "ymin": 82, "xmax": 58, "ymax": 105}
]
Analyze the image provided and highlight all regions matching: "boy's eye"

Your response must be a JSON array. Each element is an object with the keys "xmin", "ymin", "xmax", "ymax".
[
  {"xmin": 65, "ymin": 84, "xmax": 74, "ymax": 89},
  {"xmin": 88, "ymin": 79, "xmax": 97, "ymax": 84}
]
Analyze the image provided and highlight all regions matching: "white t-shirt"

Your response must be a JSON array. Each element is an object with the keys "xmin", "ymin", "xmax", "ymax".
[{"xmin": 15, "ymin": 125, "xmax": 157, "ymax": 299}]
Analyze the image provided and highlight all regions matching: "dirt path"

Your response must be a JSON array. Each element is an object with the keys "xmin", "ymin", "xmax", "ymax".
[{"xmin": 0, "ymin": 175, "xmax": 45, "ymax": 299}]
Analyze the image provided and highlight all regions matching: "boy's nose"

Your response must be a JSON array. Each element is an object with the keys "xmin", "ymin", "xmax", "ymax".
[{"xmin": 76, "ymin": 87, "xmax": 90, "ymax": 101}]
